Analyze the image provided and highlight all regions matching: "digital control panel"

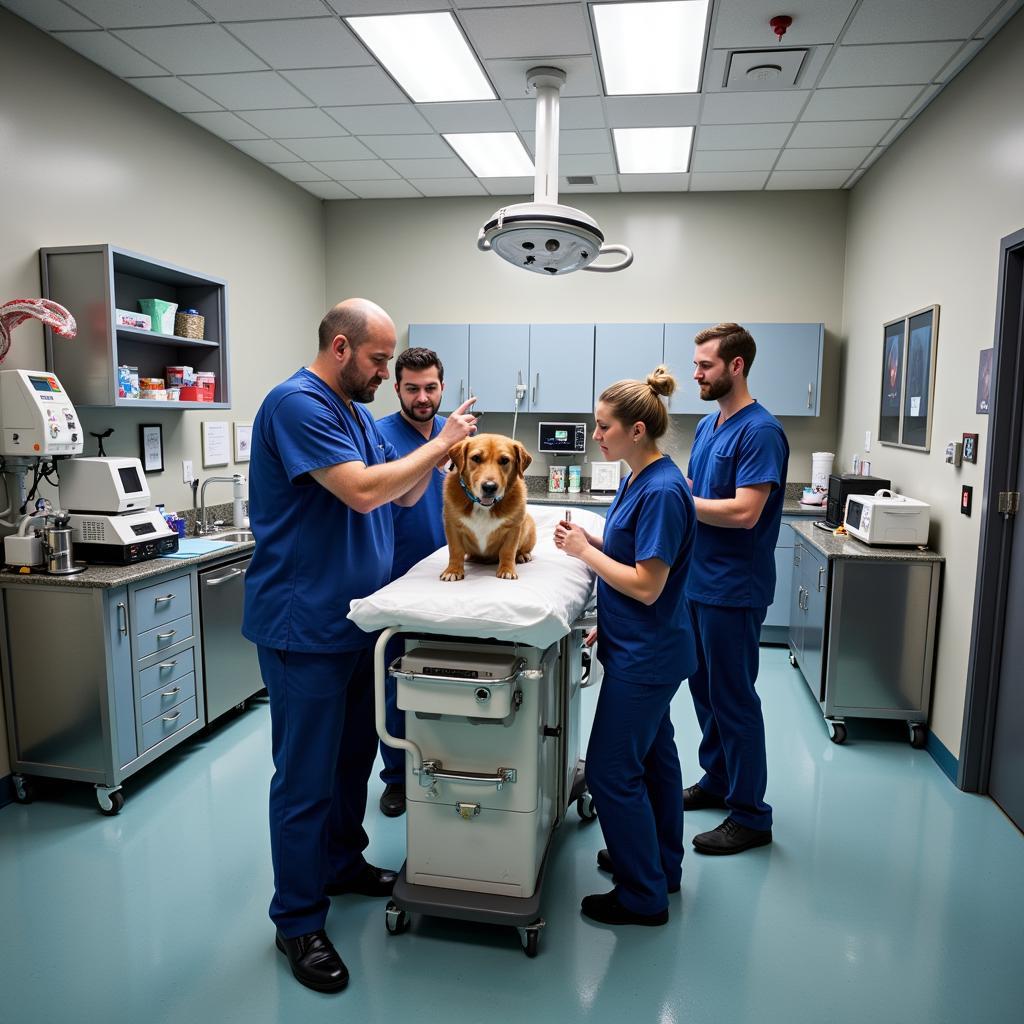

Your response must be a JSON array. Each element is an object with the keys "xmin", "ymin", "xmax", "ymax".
[{"xmin": 538, "ymin": 421, "xmax": 587, "ymax": 454}]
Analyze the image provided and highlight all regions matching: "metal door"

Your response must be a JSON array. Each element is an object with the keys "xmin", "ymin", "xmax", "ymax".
[
  {"xmin": 468, "ymin": 324, "xmax": 530, "ymax": 413},
  {"xmin": 744, "ymin": 323, "xmax": 824, "ymax": 416},
  {"xmin": 528, "ymin": 324, "xmax": 594, "ymax": 413},
  {"xmin": 801, "ymin": 544, "xmax": 829, "ymax": 702},
  {"xmin": 408, "ymin": 324, "xmax": 469, "ymax": 413},
  {"xmin": 788, "ymin": 542, "xmax": 805, "ymax": 663}
]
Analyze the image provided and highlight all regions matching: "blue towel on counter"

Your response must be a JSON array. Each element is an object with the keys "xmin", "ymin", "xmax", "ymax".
[{"xmin": 160, "ymin": 539, "xmax": 235, "ymax": 558}]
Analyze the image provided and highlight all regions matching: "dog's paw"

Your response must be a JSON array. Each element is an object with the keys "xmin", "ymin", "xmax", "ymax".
[
  {"xmin": 496, "ymin": 567, "xmax": 519, "ymax": 580},
  {"xmin": 515, "ymin": 551, "xmax": 533, "ymax": 564},
  {"xmin": 440, "ymin": 568, "xmax": 465, "ymax": 581}
]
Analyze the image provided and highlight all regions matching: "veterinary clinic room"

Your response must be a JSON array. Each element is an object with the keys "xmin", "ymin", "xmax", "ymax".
[{"xmin": 2, "ymin": 0, "xmax": 1024, "ymax": 1020}]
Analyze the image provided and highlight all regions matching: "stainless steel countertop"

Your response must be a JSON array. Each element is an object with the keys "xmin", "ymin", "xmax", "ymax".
[{"xmin": 790, "ymin": 520, "xmax": 944, "ymax": 563}]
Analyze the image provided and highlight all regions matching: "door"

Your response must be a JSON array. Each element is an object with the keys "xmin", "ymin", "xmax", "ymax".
[
  {"xmin": 408, "ymin": 324, "xmax": 469, "ymax": 413},
  {"xmin": 594, "ymin": 324, "xmax": 664, "ymax": 400},
  {"xmin": 764, "ymin": 520, "xmax": 795, "ymax": 629},
  {"xmin": 663, "ymin": 323, "xmax": 712, "ymax": 413},
  {"xmin": 468, "ymin": 324, "xmax": 530, "ymax": 413},
  {"xmin": 745, "ymin": 323, "xmax": 824, "ymax": 417},
  {"xmin": 788, "ymin": 542, "xmax": 805, "ymax": 664},
  {"xmin": 801, "ymin": 544, "xmax": 829, "ymax": 702},
  {"xmin": 528, "ymin": 324, "xmax": 594, "ymax": 413}
]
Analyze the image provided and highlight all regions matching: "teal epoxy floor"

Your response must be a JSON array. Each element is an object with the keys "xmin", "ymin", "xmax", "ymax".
[{"xmin": 2, "ymin": 647, "xmax": 1022, "ymax": 1024}]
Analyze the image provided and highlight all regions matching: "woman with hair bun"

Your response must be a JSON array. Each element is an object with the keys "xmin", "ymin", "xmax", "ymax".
[{"xmin": 554, "ymin": 366, "xmax": 696, "ymax": 927}]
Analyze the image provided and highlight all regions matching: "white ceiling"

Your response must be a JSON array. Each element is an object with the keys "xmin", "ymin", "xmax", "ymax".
[{"xmin": 3, "ymin": 0, "xmax": 1021, "ymax": 198}]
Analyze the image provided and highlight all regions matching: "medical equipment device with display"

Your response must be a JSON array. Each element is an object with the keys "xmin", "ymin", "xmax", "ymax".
[
  {"xmin": 844, "ymin": 491, "xmax": 931, "ymax": 547},
  {"xmin": 0, "ymin": 369, "xmax": 82, "ymax": 458},
  {"xmin": 538, "ymin": 422, "xmax": 587, "ymax": 455},
  {"xmin": 478, "ymin": 68, "xmax": 632, "ymax": 276}
]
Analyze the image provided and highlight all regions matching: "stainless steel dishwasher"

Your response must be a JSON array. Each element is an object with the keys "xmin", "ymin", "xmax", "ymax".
[{"xmin": 198, "ymin": 555, "xmax": 262, "ymax": 722}]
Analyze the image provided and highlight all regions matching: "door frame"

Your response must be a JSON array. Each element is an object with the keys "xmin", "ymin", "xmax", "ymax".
[{"xmin": 960, "ymin": 226, "xmax": 1024, "ymax": 791}]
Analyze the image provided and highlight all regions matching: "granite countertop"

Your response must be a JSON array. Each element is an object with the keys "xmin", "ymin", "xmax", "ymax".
[{"xmin": 790, "ymin": 520, "xmax": 944, "ymax": 563}]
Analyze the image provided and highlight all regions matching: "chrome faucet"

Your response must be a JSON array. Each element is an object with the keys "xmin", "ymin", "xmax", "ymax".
[{"xmin": 195, "ymin": 475, "xmax": 238, "ymax": 536}]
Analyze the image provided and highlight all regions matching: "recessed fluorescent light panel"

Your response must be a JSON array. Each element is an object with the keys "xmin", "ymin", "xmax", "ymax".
[
  {"xmin": 594, "ymin": 0, "xmax": 710, "ymax": 94},
  {"xmin": 613, "ymin": 127, "xmax": 694, "ymax": 173},
  {"xmin": 444, "ymin": 133, "xmax": 534, "ymax": 178},
  {"xmin": 346, "ymin": 12, "xmax": 494, "ymax": 103}
]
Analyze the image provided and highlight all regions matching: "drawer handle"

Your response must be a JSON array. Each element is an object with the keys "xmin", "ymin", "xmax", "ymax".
[
  {"xmin": 160, "ymin": 686, "xmax": 181, "ymax": 698},
  {"xmin": 161, "ymin": 711, "xmax": 181, "ymax": 723},
  {"xmin": 155, "ymin": 594, "xmax": 175, "ymax": 604},
  {"xmin": 158, "ymin": 660, "xmax": 177, "ymax": 670},
  {"xmin": 157, "ymin": 629, "xmax": 176, "ymax": 641}
]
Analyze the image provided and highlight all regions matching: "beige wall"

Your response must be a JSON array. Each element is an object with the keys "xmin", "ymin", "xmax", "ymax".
[
  {"xmin": 838, "ymin": 9, "xmax": 1024, "ymax": 755},
  {"xmin": 324, "ymin": 190, "xmax": 848, "ymax": 478},
  {"xmin": 0, "ymin": 10, "xmax": 327, "ymax": 778}
]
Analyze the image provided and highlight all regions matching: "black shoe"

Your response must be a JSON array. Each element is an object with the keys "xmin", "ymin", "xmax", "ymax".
[
  {"xmin": 275, "ymin": 930, "xmax": 349, "ymax": 993},
  {"xmin": 596, "ymin": 849, "xmax": 680, "ymax": 893},
  {"xmin": 581, "ymin": 890, "xmax": 668, "ymax": 927},
  {"xmin": 379, "ymin": 783, "xmax": 406, "ymax": 818},
  {"xmin": 683, "ymin": 784, "xmax": 728, "ymax": 811},
  {"xmin": 692, "ymin": 817, "xmax": 772, "ymax": 855},
  {"xmin": 325, "ymin": 863, "xmax": 398, "ymax": 897}
]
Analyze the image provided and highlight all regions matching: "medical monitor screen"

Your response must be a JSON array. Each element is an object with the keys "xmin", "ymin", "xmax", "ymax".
[
  {"xmin": 29, "ymin": 375, "xmax": 58, "ymax": 393},
  {"xmin": 118, "ymin": 465, "xmax": 144, "ymax": 495},
  {"xmin": 538, "ymin": 422, "xmax": 587, "ymax": 454}
]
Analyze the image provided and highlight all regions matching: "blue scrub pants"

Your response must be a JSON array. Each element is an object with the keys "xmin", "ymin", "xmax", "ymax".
[
  {"xmin": 379, "ymin": 636, "xmax": 405, "ymax": 786},
  {"xmin": 586, "ymin": 675, "xmax": 684, "ymax": 915},
  {"xmin": 686, "ymin": 601, "xmax": 772, "ymax": 831},
  {"xmin": 257, "ymin": 644, "xmax": 379, "ymax": 938}
]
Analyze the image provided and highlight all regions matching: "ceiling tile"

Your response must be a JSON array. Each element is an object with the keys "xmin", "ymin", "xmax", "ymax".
[
  {"xmin": 788, "ymin": 119, "xmax": 894, "ymax": 147},
  {"xmin": 239, "ymin": 108, "xmax": 349, "ymax": 138},
  {"xmin": 53, "ymin": 31, "xmax": 168, "ymax": 76},
  {"xmin": 299, "ymin": 181, "xmax": 356, "ymax": 200},
  {"xmin": 286, "ymin": 137, "xmax": 376, "ymax": 161},
  {"xmin": 766, "ymin": 169, "xmax": 853, "ymax": 189},
  {"xmin": 230, "ymin": 139, "xmax": 301, "ymax": 162},
  {"xmin": 225, "ymin": 18, "xmax": 371, "ymax": 71},
  {"xmin": 197, "ymin": 0, "xmax": 333, "ymax": 20},
  {"xmin": 619, "ymin": 173, "xmax": 690, "ymax": 191},
  {"xmin": 386, "ymin": 157, "xmax": 471, "ymax": 179},
  {"xmin": 483, "ymin": 177, "xmax": 534, "ymax": 196},
  {"xmin": 819, "ymin": 42, "xmax": 961, "ymax": 88},
  {"xmin": 407, "ymin": 178, "xmax": 488, "ymax": 196},
  {"xmin": 325, "ymin": 104, "xmax": 432, "ymax": 135},
  {"xmin": 345, "ymin": 180, "xmax": 423, "ymax": 198},
  {"xmin": 776, "ymin": 146, "xmax": 870, "ymax": 170},
  {"xmin": 842, "ymin": 0, "xmax": 1001, "ymax": 43},
  {"xmin": 701, "ymin": 91, "xmax": 810, "ymax": 124},
  {"xmin": 801, "ymin": 85, "xmax": 923, "ymax": 121},
  {"xmin": 558, "ymin": 153, "xmax": 617, "ymax": 175},
  {"xmin": 696, "ymin": 122, "xmax": 794, "ymax": 150},
  {"xmin": 522, "ymin": 129, "xmax": 610, "ymax": 156},
  {"xmin": 456, "ymin": 0, "xmax": 577, "ymax": 6},
  {"xmin": 562, "ymin": 174, "xmax": 619, "ymax": 193},
  {"xmin": 417, "ymin": 101, "xmax": 514, "ymax": 133},
  {"xmin": 484, "ymin": 56, "xmax": 600, "ymax": 99},
  {"xmin": 710, "ymin": 0, "xmax": 857, "ymax": 48},
  {"xmin": 66, "ymin": 0, "xmax": 209, "ymax": 27},
  {"xmin": 360, "ymin": 135, "xmax": 454, "ymax": 159},
  {"xmin": 460, "ymin": 4, "xmax": 590, "ymax": 60},
  {"xmin": 690, "ymin": 171, "xmax": 770, "ymax": 190},
  {"xmin": 506, "ymin": 96, "xmax": 606, "ymax": 130},
  {"xmin": 691, "ymin": 149, "xmax": 778, "ymax": 172},
  {"xmin": 184, "ymin": 110, "xmax": 266, "ymax": 141},
  {"xmin": 113, "ymin": 25, "xmax": 267, "ymax": 74},
  {"xmin": 181, "ymin": 71, "xmax": 312, "ymax": 110},
  {"xmin": 936, "ymin": 40, "xmax": 986, "ymax": 82},
  {"xmin": 281, "ymin": 67, "xmax": 405, "ymax": 106},
  {"xmin": 605, "ymin": 95, "xmax": 701, "ymax": 129},
  {"xmin": 311, "ymin": 159, "xmax": 400, "ymax": 180},
  {"xmin": 127, "ymin": 76, "xmax": 223, "ymax": 112},
  {"xmin": 324, "ymin": 0, "xmax": 452, "ymax": 12},
  {"xmin": 0, "ymin": 0, "xmax": 95, "ymax": 30},
  {"xmin": 266, "ymin": 162, "xmax": 329, "ymax": 181}
]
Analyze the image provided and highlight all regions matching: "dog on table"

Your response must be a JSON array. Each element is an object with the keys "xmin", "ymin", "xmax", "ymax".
[{"xmin": 441, "ymin": 433, "xmax": 537, "ymax": 581}]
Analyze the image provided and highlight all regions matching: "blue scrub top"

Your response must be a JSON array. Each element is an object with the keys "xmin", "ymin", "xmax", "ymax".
[
  {"xmin": 685, "ymin": 402, "xmax": 789, "ymax": 609},
  {"xmin": 242, "ymin": 368, "xmax": 398, "ymax": 654},
  {"xmin": 376, "ymin": 411, "xmax": 447, "ymax": 580},
  {"xmin": 596, "ymin": 455, "xmax": 698, "ymax": 686}
]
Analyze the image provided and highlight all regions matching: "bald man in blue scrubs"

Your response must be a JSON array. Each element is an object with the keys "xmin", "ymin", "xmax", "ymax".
[
  {"xmin": 685, "ymin": 323, "xmax": 789, "ymax": 856},
  {"xmin": 243, "ymin": 300, "xmax": 476, "ymax": 993}
]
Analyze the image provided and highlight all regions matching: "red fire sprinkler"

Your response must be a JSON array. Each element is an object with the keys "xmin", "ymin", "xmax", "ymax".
[{"xmin": 770, "ymin": 15, "xmax": 793, "ymax": 42}]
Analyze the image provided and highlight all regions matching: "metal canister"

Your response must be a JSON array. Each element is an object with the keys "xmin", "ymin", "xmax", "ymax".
[{"xmin": 42, "ymin": 519, "xmax": 81, "ymax": 575}]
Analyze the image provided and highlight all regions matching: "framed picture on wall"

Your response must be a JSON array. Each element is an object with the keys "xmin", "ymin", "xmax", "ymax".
[
  {"xmin": 879, "ymin": 317, "xmax": 905, "ymax": 446},
  {"xmin": 900, "ymin": 305, "xmax": 939, "ymax": 451},
  {"xmin": 139, "ymin": 423, "xmax": 163, "ymax": 473}
]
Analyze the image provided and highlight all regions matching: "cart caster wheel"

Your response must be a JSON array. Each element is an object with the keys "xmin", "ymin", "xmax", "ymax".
[
  {"xmin": 518, "ymin": 919, "xmax": 544, "ymax": 958},
  {"xmin": 384, "ymin": 901, "xmax": 409, "ymax": 935},
  {"xmin": 576, "ymin": 791, "xmax": 597, "ymax": 822},
  {"xmin": 788, "ymin": 652, "xmax": 798, "ymax": 668},
  {"xmin": 11, "ymin": 774, "xmax": 35, "ymax": 804},
  {"xmin": 828, "ymin": 722, "xmax": 847, "ymax": 745},
  {"xmin": 96, "ymin": 787, "xmax": 125, "ymax": 816},
  {"xmin": 909, "ymin": 724, "xmax": 927, "ymax": 749}
]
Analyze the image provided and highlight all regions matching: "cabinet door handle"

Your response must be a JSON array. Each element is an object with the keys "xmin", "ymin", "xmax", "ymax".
[
  {"xmin": 532, "ymin": 371, "xmax": 539, "ymax": 404},
  {"xmin": 807, "ymin": 382, "xmax": 813, "ymax": 408},
  {"xmin": 154, "ymin": 594, "xmax": 175, "ymax": 604},
  {"xmin": 161, "ymin": 711, "xmax": 181, "ymax": 724},
  {"xmin": 116, "ymin": 602, "xmax": 128, "ymax": 637},
  {"xmin": 794, "ymin": 548, "xmax": 801, "ymax": 566},
  {"xmin": 817, "ymin": 566, "xmax": 826, "ymax": 592},
  {"xmin": 459, "ymin": 379, "xmax": 465, "ymax": 403},
  {"xmin": 158, "ymin": 660, "xmax": 177, "ymax": 670},
  {"xmin": 157, "ymin": 629, "xmax": 176, "ymax": 641},
  {"xmin": 160, "ymin": 686, "xmax": 181, "ymax": 698}
]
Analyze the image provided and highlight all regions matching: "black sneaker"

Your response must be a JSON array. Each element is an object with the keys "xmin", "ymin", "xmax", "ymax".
[
  {"xmin": 692, "ymin": 817, "xmax": 772, "ymax": 855},
  {"xmin": 379, "ymin": 783, "xmax": 406, "ymax": 817},
  {"xmin": 682, "ymin": 784, "xmax": 728, "ymax": 811},
  {"xmin": 596, "ymin": 849, "xmax": 680, "ymax": 893},
  {"xmin": 581, "ymin": 890, "xmax": 668, "ymax": 926}
]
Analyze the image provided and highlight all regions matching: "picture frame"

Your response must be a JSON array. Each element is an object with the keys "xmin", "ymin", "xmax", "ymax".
[
  {"xmin": 201, "ymin": 420, "xmax": 230, "ymax": 468},
  {"xmin": 879, "ymin": 317, "xmax": 905, "ymax": 446},
  {"xmin": 233, "ymin": 422, "xmax": 252, "ymax": 463},
  {"xmin": 976, "ymin": 348, "xmax": 993, "ymax": 414},
  {"xmin": 139, "ymin": 423, "xmax": 163, "ymax": 473},
  {"xmin": 878, "ymin": 305, "xmax": 939, "ymax": 451}
]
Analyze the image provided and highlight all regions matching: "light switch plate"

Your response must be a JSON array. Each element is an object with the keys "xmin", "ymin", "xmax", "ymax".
[
  {"xmin": 864, "ymin": 430, "xmax": 871, "ymax": 453},
  {"xmin": 182, "ymin": 459, "xmax": 193, "ymax": 483}
]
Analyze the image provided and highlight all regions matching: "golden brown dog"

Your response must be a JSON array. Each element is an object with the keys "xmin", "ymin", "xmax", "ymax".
[{"xmin": 441, "ymin": 433, "xmax": 537, "ymax": 581}]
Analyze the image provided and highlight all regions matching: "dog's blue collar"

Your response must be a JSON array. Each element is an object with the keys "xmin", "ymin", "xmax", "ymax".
[{"xmin": 460, "ymin": 477, "xmax": 501, "ymax": 506}]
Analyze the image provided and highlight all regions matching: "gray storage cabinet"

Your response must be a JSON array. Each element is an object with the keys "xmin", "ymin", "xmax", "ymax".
[{"xmin": 1, "ymin": 570, "xmax": 205, "ymax": 813}]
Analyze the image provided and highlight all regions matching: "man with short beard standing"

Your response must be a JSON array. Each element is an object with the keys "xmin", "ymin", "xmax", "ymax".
[
  {"xmin": 243, "ymin": 300, "xmax": 476, "ymax": 993},
  {"xmin": 684, "ymin": 323, "xmax": 789, "ymax": 856}
]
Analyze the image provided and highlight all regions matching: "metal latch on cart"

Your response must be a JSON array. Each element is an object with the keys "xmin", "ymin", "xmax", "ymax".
[
  {"xmin": 419, "ymin": 759, "xmax": 517, "ymax": 790},
  {"xmin": 455, "ymin": 802, "xmax": 480, "ymax": 819}
]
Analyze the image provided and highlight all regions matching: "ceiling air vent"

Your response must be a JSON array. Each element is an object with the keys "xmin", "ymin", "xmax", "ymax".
[
  {"xmin": 725, "ymin": 48, "xmax": 808, "ymax": 90},
  {"xmin": 566, "ymin": 175, "xmax": 596, "ymax": 186}
]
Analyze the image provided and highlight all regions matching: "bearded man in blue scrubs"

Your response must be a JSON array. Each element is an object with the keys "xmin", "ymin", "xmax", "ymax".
[
  {"xmin": 685, "ymin": 323, "xmax": 789, "ymax": 855},
  {"xmin": 374, "ymin": 346, "xmax": 448, "ymax": 818},
  {"xmin": 243, "ymin": 300, "xmax": 476, "ymax": 993}
]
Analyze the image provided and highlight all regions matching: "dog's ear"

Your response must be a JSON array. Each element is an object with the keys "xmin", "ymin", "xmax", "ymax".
[
  {"xmin": 513, "ymin": 441, "xmax": 532, "ymax": 476},
  {"xmin": 449, "ymin": 439, "xmax": 469, "ymax": 474}
]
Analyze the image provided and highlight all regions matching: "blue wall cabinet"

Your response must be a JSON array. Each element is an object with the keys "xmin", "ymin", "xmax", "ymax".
[
  {"xmin": 663, "ymin": 323, "xmax": 713, "ymax": 414},
  {"xmin": 528, "ymin": 324, "xmax": 595, "ymax": 413},
  {"xmin": 408, "ymin": 324, "xmax": 469, "ymax": 413},
  {"xmin": 594, "ymin": 324, "xmax": 664, "ymax": 401},
  {"xmin": 744, "ymin": 323, "xmax": 824, "ymax": 417},
  {"xmin": 468, "ymin": 324, "xmax": 531, "ymax": 414}
]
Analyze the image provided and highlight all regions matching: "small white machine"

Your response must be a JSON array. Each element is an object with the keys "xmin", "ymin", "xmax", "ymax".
[
  {"xmin": 0, "ymin": 368, "xmax": 82, "ymax": 457},
  {"xmin": 59, "ymin": 456, "xmax": 150, "ymax": 513},
  {"xmin": 844, "ymin": 491, "xmax": 931, "ymax": 546}
]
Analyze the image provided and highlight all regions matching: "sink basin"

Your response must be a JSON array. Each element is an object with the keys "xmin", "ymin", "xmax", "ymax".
[{"xmin": 207, "ymin": 530, "xmax": 254, "ymax": 543}]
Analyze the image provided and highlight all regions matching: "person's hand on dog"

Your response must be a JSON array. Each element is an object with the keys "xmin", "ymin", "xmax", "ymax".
[
  {"xmin": 554, "ymin": 519, "xmax": 589, "ymax": 558},
  {"xmin": 437, "ymin": 397, "xmax": 478, "ymax": 448}
]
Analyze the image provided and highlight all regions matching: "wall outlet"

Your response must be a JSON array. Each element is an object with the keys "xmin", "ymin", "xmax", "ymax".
[
  {"xmin": 864, "ymin": 430, "xmax": 871, "ymax": 453},
  {"xmin": 182, "ymin": 460, "xmax": 194, "ymax": 484}
]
